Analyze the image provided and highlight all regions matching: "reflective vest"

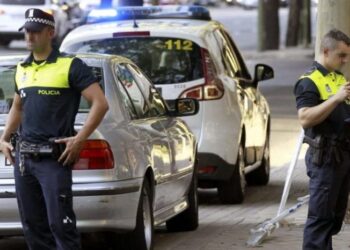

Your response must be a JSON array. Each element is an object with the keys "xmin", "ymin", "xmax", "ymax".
[
  {"xmin": 15, "ymin": 57, "xmax": 74, "ymax": 90},
  {"xmin": 299, "ymin": 68, "xmax": 346, "ymax": 101}
]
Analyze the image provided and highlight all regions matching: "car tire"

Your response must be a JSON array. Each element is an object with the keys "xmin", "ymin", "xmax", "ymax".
[
  {"xmin": 130, "ymin": 178, "xmax": 154, "ymax": 250},
  {"xmin": 246, "ymin": 131, "xmax": 270, "ymax": 186},
  {"xmin": 108, "ymin": 178, "xmax": 154, "ymax": 250},
  {"xmin": 166, "ymin": 166, "xmax": 199, "ymax": 232},
  {"xmin": 218, "ymin": 143, "xmax": 246, "ymax": 204}
]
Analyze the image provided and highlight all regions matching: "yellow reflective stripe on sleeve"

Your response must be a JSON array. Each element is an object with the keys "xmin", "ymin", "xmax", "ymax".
[{"xmin": 15, "ymin": 57, "xmax": 74, "ymax": 89}]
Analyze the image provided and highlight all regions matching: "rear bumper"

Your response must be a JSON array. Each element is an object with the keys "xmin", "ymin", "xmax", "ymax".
[
  {"xmin": 197, "ymin": 153, "xmax": 235, "ymax": 185},
  {"xmin": 0, "ymin": 178, "xmax": 142, "ymax": 235}
]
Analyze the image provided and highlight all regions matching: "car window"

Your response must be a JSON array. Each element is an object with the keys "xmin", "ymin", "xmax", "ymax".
[
  {"xmin": 64, "ymin": 37, "xmax": 204, "ymax": 85},
  {"xmin": 114, "ymin": 75, "xmax": 138, "ymax": 120},
  {"xmin": 115, "ymin": 63, "xmax": 151, "ymax": 119},
  {"xmin": 0, "ymin": 0, "xmax": 45, "ymax": 4},
  {"xmin": 213, "ymin": 29, "xmax": 242, "ymax": 78},
  {"xmin": 222, "ymin": 31, "xmax": 252, "ymax": 79},
  {"xmin": 0, "ymin": 64, "xmax": 16, "ymax": 114},
  {"xmin": 128, "ymin": 64, "xmax": 167, "ymax": 117},
  {"xmin": 0, "ymin": 63, "xmax": 101, "ymax": 114}
]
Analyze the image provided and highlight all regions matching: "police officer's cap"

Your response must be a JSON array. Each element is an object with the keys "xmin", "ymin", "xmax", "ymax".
[{"xmin": 19, "ymin": 8, "xmax": 55, "ymax": 32}]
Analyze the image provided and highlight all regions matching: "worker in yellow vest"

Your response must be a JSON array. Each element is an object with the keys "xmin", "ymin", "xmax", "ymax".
[
  {"xmin": 294, "ymin": 29, "xmax": 350, "ymax": 250},
  {"xmin": 0, "ymin": 8, "xmax": 108, "ymax": 250}
]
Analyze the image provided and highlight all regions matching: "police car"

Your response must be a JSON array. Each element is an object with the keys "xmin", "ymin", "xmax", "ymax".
[
  {"xmin": 0, "ymin": 53, "xmax": 199, "ymax": 250},
  {"xmin": 60, "ymin": 5, "xmax": 273, "ymax": 204}
]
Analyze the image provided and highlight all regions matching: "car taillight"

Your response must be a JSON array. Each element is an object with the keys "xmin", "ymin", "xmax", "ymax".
[
  {"xmin": 73, "ymin": 140, "xmax": 114, "ymax": 170},
  {"xmin": 180, "ymin": 48, "xmax": 224, "ymax": 101},
  {"xmin": 181, "ymin": 86, "xmax": 203, "ymax": 100}
]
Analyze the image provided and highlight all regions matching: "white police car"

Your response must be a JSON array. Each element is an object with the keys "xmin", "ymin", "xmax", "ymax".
[{"xmin": 61, "ymin": 6, "xmax": 273, "ymax": 204}]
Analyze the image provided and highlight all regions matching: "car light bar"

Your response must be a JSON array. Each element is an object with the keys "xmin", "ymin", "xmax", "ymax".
[{"xmin": 86, "ymin": 5, "xmax": 211, "ymax": 24}]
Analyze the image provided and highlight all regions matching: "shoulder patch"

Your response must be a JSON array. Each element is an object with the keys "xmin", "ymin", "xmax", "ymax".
[{"xmin": 303, "ymin": 66, "xmax": 317, "ymax": 76}]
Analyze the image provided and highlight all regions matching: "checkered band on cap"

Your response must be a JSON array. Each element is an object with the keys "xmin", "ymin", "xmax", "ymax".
[{"xmin": 26, "ymin": 17, "xmax": 55, "ymax": 28}]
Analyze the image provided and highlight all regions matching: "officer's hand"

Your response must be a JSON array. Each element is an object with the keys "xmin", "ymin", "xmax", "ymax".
[
  {"xmin": 55, "ymin": 137, "xmax": 85, "ymax": 167},
  {"xmin": 336, "ymin": 82, "xmax": 350, "ymax": 102},
  {"xmin": 0, "ymin": 140, "xmax": 14, "ymax": 165}
]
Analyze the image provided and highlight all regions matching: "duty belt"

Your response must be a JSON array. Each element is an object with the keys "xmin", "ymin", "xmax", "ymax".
[
  {"xmin": 13, "ymin": 137, "xmax": 66, "ymax": 176},
  {"xmin": 19, "ymin": 141, "xmax": 54, "ymax": 156}
]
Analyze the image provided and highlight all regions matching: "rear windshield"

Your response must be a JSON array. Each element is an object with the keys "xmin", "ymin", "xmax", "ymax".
[
  {"xmin": 0, "ymin": 0, "xmax": 45, "ymax": 4},
  {"xmin": 64, "ymin": 37, "xmax": 204, "ymax": 85},
  {"xmin": 0, "ymin": 64, "xmax": 103, "ymax": 114}
]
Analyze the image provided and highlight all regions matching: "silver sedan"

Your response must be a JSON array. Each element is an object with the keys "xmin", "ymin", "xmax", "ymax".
[{"xmin": 0, "ymin": 53, "xmax": 199, "ymax": 250}]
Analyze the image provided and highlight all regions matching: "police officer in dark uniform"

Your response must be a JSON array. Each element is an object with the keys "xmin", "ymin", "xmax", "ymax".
[
  {"xmin": 294, "ymin": 29, "xmax": 350, "ymax": 250},
  {"xmin": 0, "ymin": 8, "xmax": 109, "ymax": 250}
]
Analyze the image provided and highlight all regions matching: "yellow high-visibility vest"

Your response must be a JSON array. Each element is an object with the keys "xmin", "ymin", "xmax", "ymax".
[
  {"xmin": 299, "ymin": 68, "xmax": 346, "ymax": 101},
  {"xmin": 15, "ymin": 57, "xmax": 74, "ymax": 89}
]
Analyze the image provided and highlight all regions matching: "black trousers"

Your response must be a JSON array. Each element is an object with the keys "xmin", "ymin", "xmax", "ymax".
[
  {"xmin": 303, "ymin": 147, "xmax": 350, "ymax": 250},
  {"xmin": 14, "ymin": 156, "xmax": 81, "ymax": 250}
]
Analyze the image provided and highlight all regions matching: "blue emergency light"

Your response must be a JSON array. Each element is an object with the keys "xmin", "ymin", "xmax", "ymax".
[{"xmin": 86, "ymin": 5, "xmax": 211, "ymax": 24}]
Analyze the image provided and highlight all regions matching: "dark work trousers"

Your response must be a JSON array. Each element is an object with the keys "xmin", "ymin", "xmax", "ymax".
[
  {"xmin": 303, "ymin": 147, "xmax": 350, "ymax": 250},
  {"xmin": 14, "ymin": 156, "xmax": 81, "ymax": 250}
]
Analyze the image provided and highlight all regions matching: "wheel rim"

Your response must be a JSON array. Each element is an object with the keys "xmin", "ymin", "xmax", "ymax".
[
  {"xmin": 142, "ymin": 188, "xmax": 152, "ymax": 250},
  {"xmin": 239, "ymin": 145, "xmax": 246, "ymax": 193}
]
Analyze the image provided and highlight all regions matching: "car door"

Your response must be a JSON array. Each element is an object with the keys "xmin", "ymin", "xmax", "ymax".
[
  {"xmin": 114, "ymin": 63, "xmax": 174, "ymax": 210},
  {"xmin": 128, "ymin": 64, "xmax": 195, "ymax": 205},
  {"xmin": 222, "ymin": 30, "xmax": 268, "ymax": 152},
  {"xmin": 213, "ymin": 29, "xmax": 257, "ymax": 163}
]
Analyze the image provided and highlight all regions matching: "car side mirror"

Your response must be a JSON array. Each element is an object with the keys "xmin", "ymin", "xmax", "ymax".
[
  {"xmin": 254, "ymin": 64, "xmax": 274, "ymax": 82},
  {"xmin": 174, "ymin": 98, "xmax": 199, "ymax": 116}
]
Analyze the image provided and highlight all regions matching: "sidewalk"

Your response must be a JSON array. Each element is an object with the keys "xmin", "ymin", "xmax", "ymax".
[{"xmin": 241, "ymin": 46, "xmax": 315, "ymax": 61}]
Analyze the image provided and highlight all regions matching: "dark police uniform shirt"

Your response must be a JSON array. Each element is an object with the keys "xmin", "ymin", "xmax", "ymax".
[
  {"xmin": 294, "ymin": 61, "xmax": 350, "ymax": 139},
  {"xmin": 15, "ymin": 49, "xmax": 96, "ymax": 143}
]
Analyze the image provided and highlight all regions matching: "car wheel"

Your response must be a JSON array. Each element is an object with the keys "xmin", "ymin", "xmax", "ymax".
[
  {"xmin": 108, "ymin": 178, "xmax": 154, "ymax": 250},
  {"xmin": 218, "ymin": 143, "xmax": 246, "ymax": 204},
  {"xmin": 246, "ymin": 131, "xmax": 270, "ymax": 186},
  {"xmin": 130, "ymin": 178, "xmax": 154, "ymax": 250},
  {"xmin": 166, "ymin": 166, "xmax": 199, "ymax": 232}
]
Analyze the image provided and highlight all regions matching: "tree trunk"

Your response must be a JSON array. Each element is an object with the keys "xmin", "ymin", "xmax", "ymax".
[
  {"xmin": 315, "ymin": 0, "xmax": 350, "ymax": 223},
  {"xmin": 258, "ymin": 0, "xmax": 280, "ymax": 51},
  {"xmin": 298, "ymin": 0, "xmax": 311, "ymax": 47},
  {"xmin": 285, "ymin": 0, "xmax": 302, "ymax": 47}
]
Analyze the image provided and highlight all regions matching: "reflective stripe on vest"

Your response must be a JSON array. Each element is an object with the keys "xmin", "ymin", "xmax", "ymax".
[
  {"xmin": 299, "ymin": 69, "xmax": 346, "ymax": 101},
  {"xmin": 15, "ymin": 57, "xmax": 74, "ymax": 89}
]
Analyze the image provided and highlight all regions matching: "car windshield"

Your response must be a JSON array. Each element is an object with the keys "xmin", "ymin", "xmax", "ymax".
[
  {"xmin": 64, "ymin": 37, "xmax": 204, "ymax": 85},
  {"xmin": 0, "ymin": 0, "xmax": 45, "ymax": 4},
  {"xmin": 0, "ymin": 64, "xmax": 103, "ymax": 114}
]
